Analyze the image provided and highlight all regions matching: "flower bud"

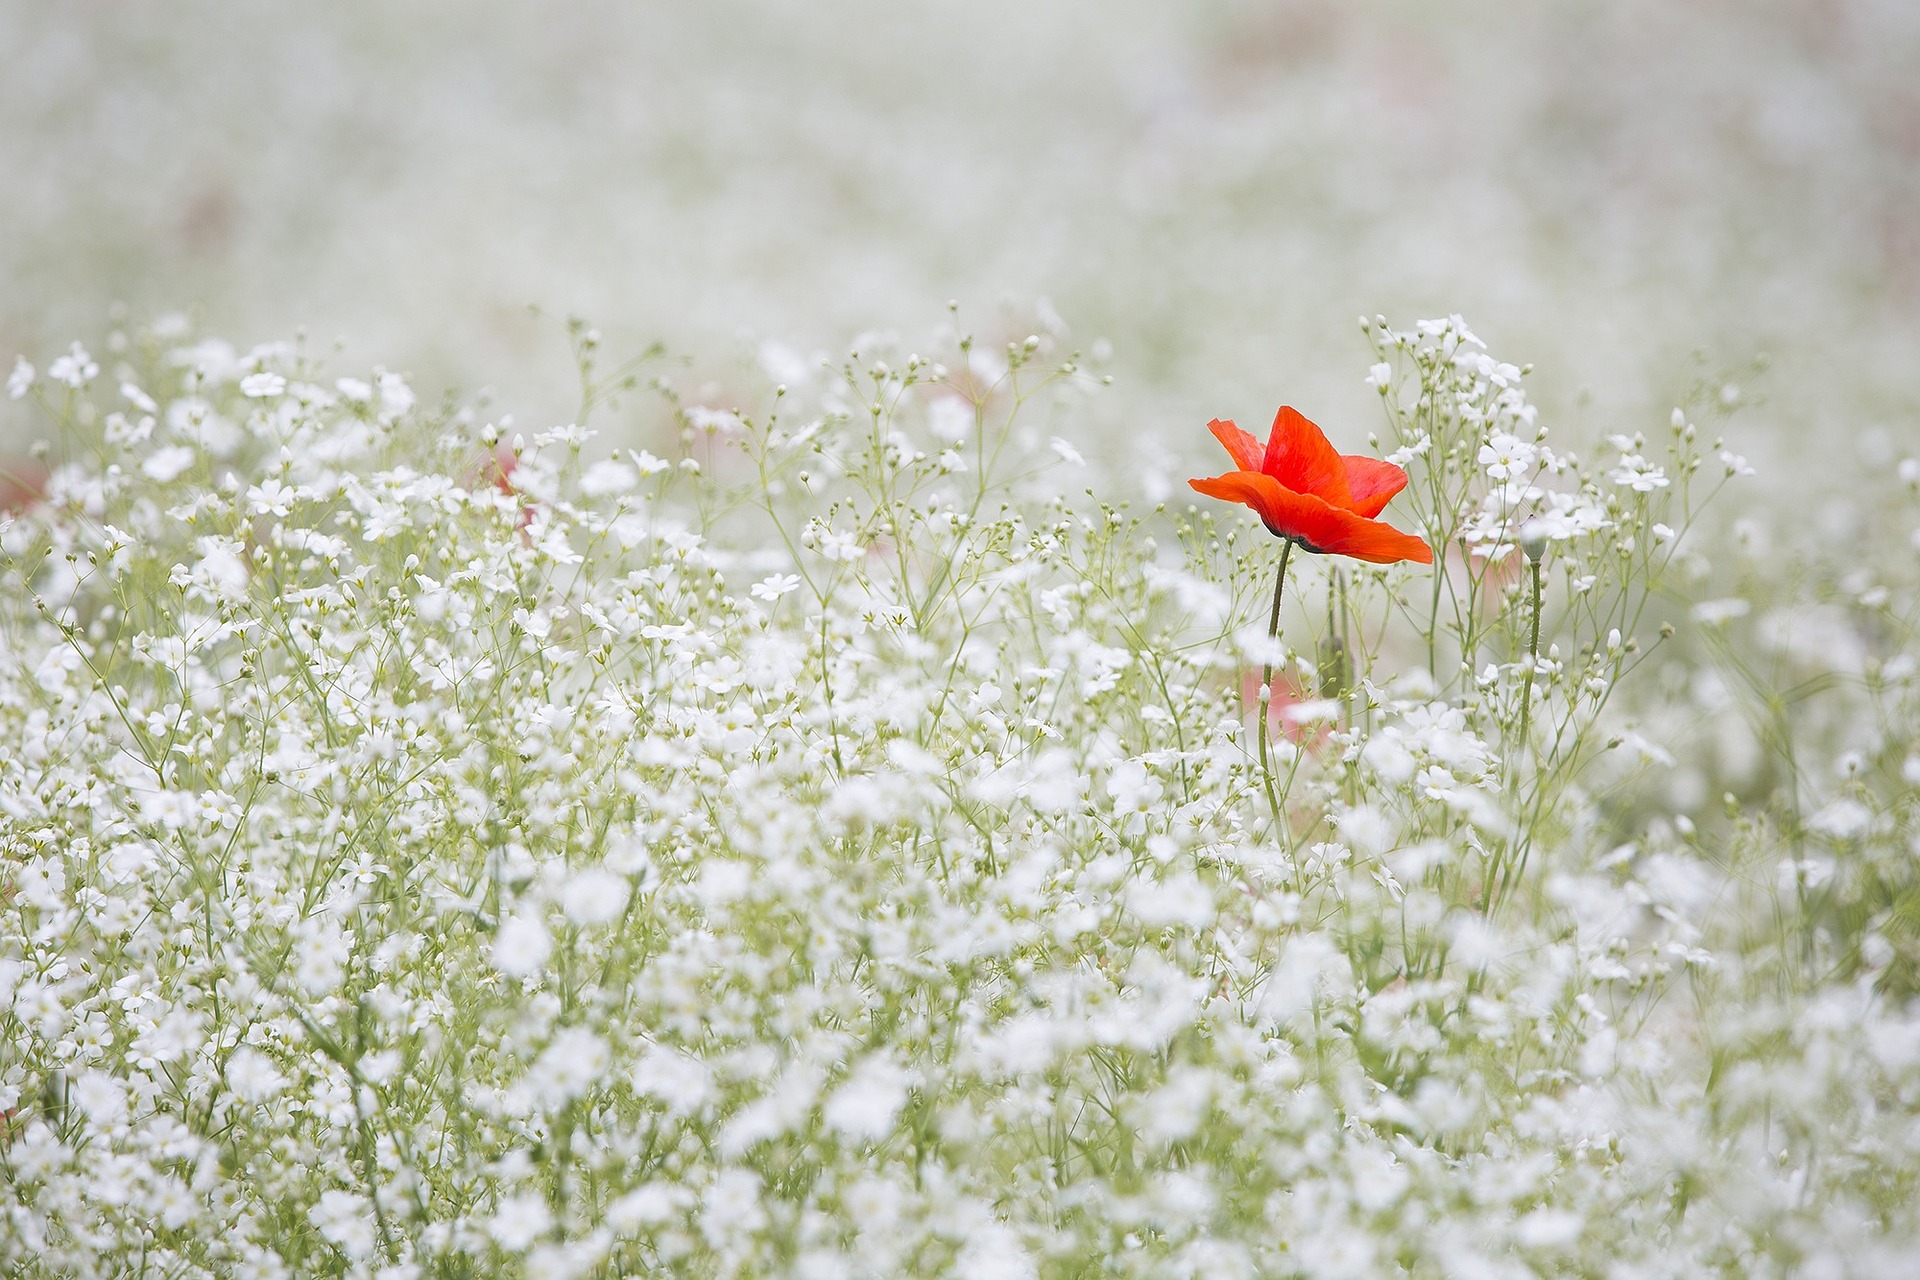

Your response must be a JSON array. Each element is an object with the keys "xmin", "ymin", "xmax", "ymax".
[{"xmin": 1517, "ymin": 519, "xmax": 1549, "ymax": 564}]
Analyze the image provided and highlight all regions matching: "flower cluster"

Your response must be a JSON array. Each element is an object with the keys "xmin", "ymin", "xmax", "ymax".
[{"xmin": 3, "ymin": 314, "xmax": 1918, "ymax": 1278}]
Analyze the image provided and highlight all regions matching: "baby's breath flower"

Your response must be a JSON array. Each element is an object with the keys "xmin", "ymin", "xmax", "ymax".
[
  {"xmin": 239, "ymin": 371, "xmax": 286, "ymax": 398},
  {"xmin": 1, "ymin": 317, "xmax": 1910, "ymax": 1280},
  {"xmin": 750, "ymin": 573, "xmax": 801, "ymax": 601},
  {"xmin": 47, "ymin": 342, "xmax": 99, "ymax": 389}
]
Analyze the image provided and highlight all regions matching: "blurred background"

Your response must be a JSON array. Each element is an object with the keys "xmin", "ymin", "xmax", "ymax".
[{"xmin": 3, "ymin": 0, "xmax": 1918, "ymax": 470}]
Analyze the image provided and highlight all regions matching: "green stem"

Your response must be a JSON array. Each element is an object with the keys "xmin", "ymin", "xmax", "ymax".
[
  {"xmin": 1494, "ymin": 554, "xmax": 1546, "ymax": 912},
  {"xmin": 1258, "ymin": 539, "xmax": 1295, "ymax": 836},
  {"xmin": 1515, "ymin": 556, "xmax": 1542, "ymax": 762}
]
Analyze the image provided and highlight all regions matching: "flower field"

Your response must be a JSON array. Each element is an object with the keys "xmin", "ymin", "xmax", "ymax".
[{"xmin": 4, "ymin": 307, "xmax": 1919, "ymax": 1277}]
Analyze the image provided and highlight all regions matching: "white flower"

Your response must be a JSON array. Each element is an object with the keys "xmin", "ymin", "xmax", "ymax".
[
  {"xmin": 807, "ymin": 521, "xmax": 865, "ymax": 562},
  {"xmin": 580, "ymin": 459, "xmax": 638, "ymax": 496},
  {"xmin": 840, "ymin": 1176, "xmax": 905, "ymax": 1232},
  {"xmin": 48, "ymin": 342, "xmax": 98, "ymax": 389},
  {"xmin": 1384, "ymin": 433, "xmax": 1431, "ymax": 467},
  {"xmin": 247, "ymin": 478, "xmax": 298, "ymax": 516},
  {"xmin": 294, "ymin": 918, "xmax": 350, "ymax": 994},
  {"xmin": 1477, "ymin": 432, "xmax": 1537, "ymax": 482},
  {"xmin": 685, "ymin": 405, "xmax": 743, "ymax": 433},
  {"xmin": 310, "ymin": 1189, "xmax": 378, "ymax": 1262},
  {"xmin": 1105, "ymin": 759, "xmax": 1163, "ymax": 814},
  {"xmin": 1515, "ymin": 1208, "xmax": 1583, "ymax": 1249},
  {"xmin": 71, "ymin": 1070, "xmax": 130, "ymax": 1127},
  {"xmin": 631, "ymin": 1045, "xmax": 716, "ymax": 1116},
  {"xmin": 823, "ymin": 1055, "xmax": 910, "ymax": 1142},
  {"xmin": 559, "ymin": 866, "xmax": 631, "ymax": 926},
  {"xmin": 514, "ymin": 607, "xmax": 554, "ymax": 640},
  {"xmin": 529, "ymin": 1027, "xmax": 610, "ymax": 1105},
  {"xmin": 376, "ymin": 370, "xmax": 415, "ymax": 420},
  {"xmin": 1691, "ymin": 598, "xmax": 1750, "ymax": 626},
  {"xmin": 227, "ymin": 1047, "xmax": 287, "ymax": 1103},
  {"xmin": 954, "ymin": 1222, "xmax": 1037, "ymax": 1280},
  {"xmin": 699, "ymin": 1169, "xmax": 767, "ymax": 1246},
  {"xmin": 240, "ymin": 371, "xmax": 287, "ymax": 398},
  {"xmin": 6, "ymin": 356, "xmax": 32, "ymax": 399},
  {"xmin": 1808, "ymin": 798, "xmax": 1873, "ymax": 842},
  {"xmin": 492, "ymin": 909, "xmax": 553, "ymax": 978},
  {"xmin": 1608, "ymin": 453, "xmax": 1669, "ymax": 492},
  {"xmin": 751, "ymin": 573, "xmax": 802, "ymax": 601},
  {"xmin": 489, "ymin": 1193, "xmax": 553, "ymax": 1252},
  {"xmin": 142, "ymin": 445, "xmax": 198, "ymax": 483},
  {"xmin": 1128, "ymin": 872, "xmax": 1213, "ymax": 929},
  {"xmin": 608, "ymin": 1183, "xmax": 689, "ymax": 1231}
]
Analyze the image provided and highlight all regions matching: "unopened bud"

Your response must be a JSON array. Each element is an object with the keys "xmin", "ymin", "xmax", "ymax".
[{"xmin": 1517, "ymin": 519, "xmax": 1549, "ymax": 564}]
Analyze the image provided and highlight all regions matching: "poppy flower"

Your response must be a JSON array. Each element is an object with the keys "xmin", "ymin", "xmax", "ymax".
[{"xmin": 1190, "ymin": 407, "xmax": 1431, "ymax": 565}]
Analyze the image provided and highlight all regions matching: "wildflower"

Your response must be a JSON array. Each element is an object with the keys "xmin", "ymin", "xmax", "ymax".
[
  {"xmin": 5, "ymin": 357, "xmax": 32, "ymax": 399},
  {"xmin": 751, "ymin": 573, "xmax": 802, "ymax": 601},
  {"xmin": 48, "ymin": 342, "xmax": 99, "ymax": 389},
  {"xmin": 1478, "ymin": 431, "xmax": 1538, "ymax": 482},
  {"xmin": 1190, "ymin": 407, "xmax": 1432, "ymax": 564},
  {"xmin": 310, "ymin": 1190, "xmax": 380, "ymax": 1262},
  {"xmin": 492, "ymin": 909, "xmax": 553, "ymax": 978},
  {"xmin": 1607, "ymin": 453, "xmax": 1669, "ymax": 492}
]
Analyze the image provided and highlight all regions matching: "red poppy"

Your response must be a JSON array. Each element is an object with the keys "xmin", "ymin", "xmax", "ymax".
[{"xmin": 1190, "ymin": 407, "xmax": 1432, "ymax": 565}]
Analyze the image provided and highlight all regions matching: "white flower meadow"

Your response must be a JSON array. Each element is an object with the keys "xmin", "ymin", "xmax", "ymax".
[{"xmin": 2, "ymin": 313, "xmax": 1919, "ymax": 1278}]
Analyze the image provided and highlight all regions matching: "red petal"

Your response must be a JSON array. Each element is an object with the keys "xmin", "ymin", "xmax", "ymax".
[
  {"xmin": 1207, "ymin": 418, "xmax": 1265, "ymax": 472},
  {"xmin": 1190, "ymin": 471, "xmax": 1283, "ymax": 523},
  {"xmin": 1261, "ymin": 407, "xmax": 1353, "ymax": 508},
  {"xmin": 1190, "ymin": 470, "xmax": 1432, "ymax": 565},
  {"xmin": 1341, "ymin": 454, "xmax": 1410, "ymax": 519},
  {"xmin": 1313, "ymin": 515, "xmax": 1433, "ymax": 565}
]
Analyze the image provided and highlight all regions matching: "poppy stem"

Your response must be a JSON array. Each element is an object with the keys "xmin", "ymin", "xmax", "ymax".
[{"xmin": 1258, "ymin": 538, "xmax": 1295, "ymax": 835}]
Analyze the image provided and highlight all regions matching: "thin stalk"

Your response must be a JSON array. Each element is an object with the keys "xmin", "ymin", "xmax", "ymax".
[
  {"xmin": 1494, "ymin": 552, "xmax": 1546, "ymax": 911},
  {"xmin": 1515, "ymin": 554, "xmax": 1543, "ymax": 757},
  {"xmin": 1258, "ymin": 539, "xmax": 1296, "ymax": 835}
]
